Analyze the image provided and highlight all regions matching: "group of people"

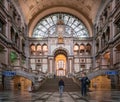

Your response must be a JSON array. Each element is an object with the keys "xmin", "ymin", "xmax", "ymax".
[{"xmin": 58, "ymin": 72, "xmax": 90, "ymax": 97}]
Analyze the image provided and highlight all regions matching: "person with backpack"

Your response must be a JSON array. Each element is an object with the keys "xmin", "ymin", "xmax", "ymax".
[{"xmin": 80, "ymin": 72, "xmax": 90, "ymax": 96}]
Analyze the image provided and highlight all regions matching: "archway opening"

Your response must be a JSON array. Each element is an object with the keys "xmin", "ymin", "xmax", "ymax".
[
  {"xmin": 12, "ymin": 76, "xmax": 32, "ymax": 91},
  {"xmin": 90, "ymin": 75, "xmax": 111, "ymax": 90},
  {"xmin": 55, "ymin": 54, "xmax": 67, "ymax": 76}
]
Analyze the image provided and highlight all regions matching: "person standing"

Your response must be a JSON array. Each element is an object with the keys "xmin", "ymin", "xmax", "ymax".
[
  {"xmin": 58, "ymin": 79, "xmax": 64, "ymax": 97},
  {"xmin": 54, "ymin": 74, "xmax": 56, "ymax": 79},
  {"xmin": 80, "ymin": 73, "xmax": 90, "ymax": 96}
]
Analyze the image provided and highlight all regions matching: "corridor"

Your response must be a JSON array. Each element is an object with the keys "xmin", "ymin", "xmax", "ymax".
[{"xmin": 0, "ymin": 90, "xmax": 120, "ymax": 102}]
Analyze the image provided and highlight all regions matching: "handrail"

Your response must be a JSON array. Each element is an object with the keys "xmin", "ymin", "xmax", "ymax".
[{"xmin": 74, "ymin": 65, "xmax": 115, "ymax": 80}]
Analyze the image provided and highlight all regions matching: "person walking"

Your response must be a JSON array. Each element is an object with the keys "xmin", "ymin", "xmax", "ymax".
[
  {"xmin": 80, "ymin": 73, "xmax": 90, "ymax": 96},
  {"xmin": 58, "ymin": 79, "xmax": 64, "ymax": 97}
]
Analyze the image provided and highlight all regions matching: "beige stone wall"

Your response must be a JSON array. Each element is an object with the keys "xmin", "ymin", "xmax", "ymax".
[
  {"xmin": 90, "ymin": 76, "xmax": 111, "ymax": 90},
  {"xmin": 13, "ymin": 76, "xmax": 32, "ymax": 91}
]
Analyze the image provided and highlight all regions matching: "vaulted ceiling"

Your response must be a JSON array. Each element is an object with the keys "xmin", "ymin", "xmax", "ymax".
[
  {"xmin": 17, "ymin": 0, "xmax": 101, "ymax": 24},
  {"xmin": 15, "ymin": 0, "xmax": 102, "ymax": 36}
]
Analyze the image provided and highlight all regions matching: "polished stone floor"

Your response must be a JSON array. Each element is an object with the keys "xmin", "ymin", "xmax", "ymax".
[{"xmin": 0, "ymin": 90, "xmax": 120, "ymax": 102}]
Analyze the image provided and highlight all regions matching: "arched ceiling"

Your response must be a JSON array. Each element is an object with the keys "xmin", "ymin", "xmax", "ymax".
[
  {"xmin": 15, "ymin": 0, "xmax": 102, "ymax": 37},
  {"xmin": 17, "ymin": 0, "xmax": 102, "ymax": 24}
]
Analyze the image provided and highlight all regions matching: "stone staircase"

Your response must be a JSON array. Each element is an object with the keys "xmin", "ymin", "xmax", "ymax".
[{"xmin": 38, "ymin": 76, "xmax": 80, "ymax": 92}]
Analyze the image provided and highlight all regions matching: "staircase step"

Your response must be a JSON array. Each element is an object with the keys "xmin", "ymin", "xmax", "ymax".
[{"xmin": 38, "ymin": 77, "xmax": 80, "ymax": 92}]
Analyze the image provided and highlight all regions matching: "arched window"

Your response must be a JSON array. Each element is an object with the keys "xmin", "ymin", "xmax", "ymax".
[
  {"xmin": 30, "ymin": 44, "xmax": 36, "ymax": 51},
  {"xmin": 80, "ymin": 44, "xmax": 85, "ymax": 53},
  {"xmin": 42, "ymin": 44, "xmax": 48, "ymax": 52},
  {"xmin": 32, "ymin": 13, "xmax": 89, "ymax": 38},
  {"xmin": 74, "ymin": 44, "xmax": 79, "ymax": 55},
  {"xmin": 30, "ymin": 44, "xmax": 36, "ymax": 55},
  {"xmin": 36, "ymin": 44, "xmax": 42, "ymax": 51},
  {"xmin": 86, "ymin": 43, "xmax": 91, "ymax": 54},
  {"xmin": 74, "ymin": 44, "xmax": 79, "ymax": 51},
  {"xmin": 36, "ymin": 44, "xmax": 42, "ymax": 55}
]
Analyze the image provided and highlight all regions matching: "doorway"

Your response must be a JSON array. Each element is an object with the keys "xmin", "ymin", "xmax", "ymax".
[{"xmin": 55, "ymin": 54, "xmax": 67, "ymax": 76}]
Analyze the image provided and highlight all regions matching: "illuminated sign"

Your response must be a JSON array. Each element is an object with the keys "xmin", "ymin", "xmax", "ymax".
[
  {"xmin": 2, "ymin": 71, "xmax": 16, "ymax": 76},
  {"xmin": 106, "ymin": 71, "xmax": 118, "ymax": 75}
]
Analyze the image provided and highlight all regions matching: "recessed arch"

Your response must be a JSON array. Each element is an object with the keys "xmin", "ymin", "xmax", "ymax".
[
  {"xmin": 36, "ymin": 44, "xmax": 42, "ymax": 51},
  {"xmin": 30, "ymin": 44, "xmax": 36, "ymax": 51},
  {"xmin": 53, "ymin": 48, "xmax": 68, "ymax": 76},
  {"xmin": 74, "ymin": 43, "xmax": 79, "ymax": 51},
  {"xmin": 86, "ymin": 43, "xmax": 92, "ymax": 53},
  {"xmin": 80, "ymin": 44, "xmax": 85, "ymax": 52},
  {"xmin": 42, "ymin": 44, "xmax": 48, "ymax": 52}
]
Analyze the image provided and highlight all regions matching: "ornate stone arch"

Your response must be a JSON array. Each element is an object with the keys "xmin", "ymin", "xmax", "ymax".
[{"xmin": 53, "ymin": 47, "xmax": 69, "ymax": 57}]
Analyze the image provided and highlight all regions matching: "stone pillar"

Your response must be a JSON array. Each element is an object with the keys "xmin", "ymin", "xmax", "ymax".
[
  {"xmin": 92, "ymin": 38, "xmax": 96, "ymax": 69},
  {"xmin": 48, "ymin": 57, "xmax": 54, "ymax": 74},
  {"xmin": 68, "ymin": 57, "xmax": 73, "ymax": 74},
  {"xmin": 53, "ymin": 58, "xmax": 56, "ymax": 74},
  {"xmin": 65, "ymin": 58, "xmax": 68, "ymax": 75},
  {"xmin": 25, "ymin": 37, "xmax": 29, "ymax": 69},
  {"xmin": 69, "ymin": 59, "xmax": 72, "ymax": 73},
  {"xmin": 110, "ymin": 47, "xmax": 114, "ymax": 69}
]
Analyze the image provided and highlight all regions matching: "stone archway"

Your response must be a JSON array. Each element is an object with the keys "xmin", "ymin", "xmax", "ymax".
[
  {"xmin": 12, "ymin": 75, "xmax": 32, "ymax": 91},
  {"xmin": 54, "ymin": 49, "xmax": 68, "ymax": 76}
]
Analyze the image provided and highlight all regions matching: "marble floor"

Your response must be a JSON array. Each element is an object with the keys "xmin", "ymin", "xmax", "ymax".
[{"xmin": 0, "ymin": 90, "xmax": 120, "ymax": 102}]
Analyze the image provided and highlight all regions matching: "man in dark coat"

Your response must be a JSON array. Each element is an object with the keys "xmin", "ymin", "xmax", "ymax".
[{"xmin": 80, "ymin": 73, "xmax": 90, "ymax": 96}]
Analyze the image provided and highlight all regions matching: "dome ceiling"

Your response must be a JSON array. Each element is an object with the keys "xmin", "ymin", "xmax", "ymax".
[{"xmin": 16, "ymin": 0, "xmax": 102, "ymax": 25}]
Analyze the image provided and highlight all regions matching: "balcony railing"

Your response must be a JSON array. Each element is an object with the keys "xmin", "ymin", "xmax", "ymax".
[{"xmin": 12, "ymin": 66, "xmax": 29, "ymax": 72}]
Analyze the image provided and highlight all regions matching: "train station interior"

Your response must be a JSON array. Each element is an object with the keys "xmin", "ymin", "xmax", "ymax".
[{"xmin": 0, "ymin": 0, "xmax": 120, "ymax": 101}]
